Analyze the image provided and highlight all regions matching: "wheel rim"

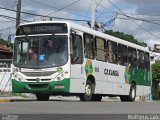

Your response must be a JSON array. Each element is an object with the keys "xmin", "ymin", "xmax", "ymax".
[
  {"xmin": 131, "ymin": 88, "xmax": 135, "ymax": 98},
  {"xmin": 85, "ymin": 85, "xmax": 92, "ymax": 96}
]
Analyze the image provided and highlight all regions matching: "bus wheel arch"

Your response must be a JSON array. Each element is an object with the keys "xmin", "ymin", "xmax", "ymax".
[
  {"xmin": 120, "ymin": 81, "xmax": 136, "ymax": 102},
  {"xmin": 79, "ymin": 75, "xmax": 95, "ymax": 101}
]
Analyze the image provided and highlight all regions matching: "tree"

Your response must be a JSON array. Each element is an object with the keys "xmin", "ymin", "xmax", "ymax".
[
  {"xmin": 152, "ymin": 63, "xmax": 160, "ymax": 100},
  {"xmin": 0, "ymin": 38, "xmax": 13, "ymax": 48},
  {"xmin": 104, "ymin": 30, "xmax": 147, "ymax": 47}
]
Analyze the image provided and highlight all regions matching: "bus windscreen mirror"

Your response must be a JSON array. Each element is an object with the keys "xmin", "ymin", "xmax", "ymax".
[{"xmin": 72, "ymin": 56, "xmax": 82, "ymax": 64}]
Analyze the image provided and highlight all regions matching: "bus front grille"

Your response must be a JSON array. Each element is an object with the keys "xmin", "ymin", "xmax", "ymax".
[
  {"xmin": 26, "ymin": 79, "xmax": 51, "ymax": 81},
  {"xmin": 22, "ymin": 71, "xmax": 55, "ymax": 77}
]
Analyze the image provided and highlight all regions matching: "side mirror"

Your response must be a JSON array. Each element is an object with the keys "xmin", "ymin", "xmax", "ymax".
[{"xmin": 70, "ymin": 54, "xmax": 82, "ymax": 64}]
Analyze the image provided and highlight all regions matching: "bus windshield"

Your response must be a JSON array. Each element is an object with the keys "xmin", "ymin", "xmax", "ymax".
[{"xmin": 13, "ymin": 35, "xmax": 68, "ymax": 69}]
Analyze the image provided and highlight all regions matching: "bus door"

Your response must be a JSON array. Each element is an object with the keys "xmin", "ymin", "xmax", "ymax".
[{"xmin": 70, "ymin": 33, "xmax": 85, "ymax": 93}]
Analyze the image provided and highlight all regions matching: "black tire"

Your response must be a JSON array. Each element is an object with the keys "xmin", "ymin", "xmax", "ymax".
[
  {"xmin": 79, "ymin": 80, "xmax": 95, "ymax": 101},
  {"xmin": 36, "ymin": 93, "xmax": 50, "ymax": 101},
  {"xmin": 92, "ymin": 95, "xmax": 102, "ymax": 101},
  {"xmin": 120, "ymin": 83, "xmax": 136, "ymax": 102}
]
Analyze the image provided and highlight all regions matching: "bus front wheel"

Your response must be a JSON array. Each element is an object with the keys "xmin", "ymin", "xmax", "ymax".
[
  {"xmin": 36, "ymin": 93, "xmax": 50, "ymax": 101},
  {"xmin": 79, "ymin": 80, "xmax": 95, "ymax": 101}
]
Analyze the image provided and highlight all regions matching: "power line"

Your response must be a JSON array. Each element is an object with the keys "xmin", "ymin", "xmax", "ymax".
[
  {"xmin": 0, "ymin": 14, "xmax": 30, "ymax": 22},
  {"xmin": 46, "ymin": 0, "xmax": 80, "ymax": 16},
  {"xmin": 0, "ymin": 20, "xmax": 15, "ymax": 22},
  {"xmin": 30, "ymin": 0, "xmax": 90, "ymax": 20},
  {"xmin": 117, "ymin": 15, "xmax": 160, "ymax": 26},
  {"xmin": 99, "ymin": 3, "xmax": 160, "ymax": 18},
  {"xmin": 0, "ymin": 26, "xmax": 15, "ymax": 32},
  {"xmin": 98, "ymin": 3, "xmax": 116, "ymax": 13},
  {"xmin": 107, "ymin": 0, "xmax": 160, "ymax": 40},
  {"xmin": 0, "ymin": 6, "xmax": 88, "ymax": 22},
  {"xmin": 119, "ymin": 12, "xmax": 160, "ymax": 17}
]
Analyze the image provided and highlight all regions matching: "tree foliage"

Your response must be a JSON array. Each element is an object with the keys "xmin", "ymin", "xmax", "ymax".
[
  {"xmin": 151, "ymin": 63, "xmax": 160, "ymax": 100},
  {"xmin": 0, "ymin": 38, "xmax": 13, "ymax": 48},
  {"xmin": 152, "ymin": 63, "xmax": 160, "ymax": 82},
  {"xmin": 104, "ymin": 30, "xmax": 147, "ymax": 47}
]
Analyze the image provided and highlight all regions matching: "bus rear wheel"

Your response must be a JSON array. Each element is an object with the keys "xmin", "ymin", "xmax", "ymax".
[
  {"xmin": 120, "ymin": 83, "xmax": 136, "ymax": 102},
  {"xmin": 36, "ymin": 93, "xmax": 50, "ymax": 101},
  {"xmin": 79, "ymin": 80, "xmax": 94, "ymax": 101}
]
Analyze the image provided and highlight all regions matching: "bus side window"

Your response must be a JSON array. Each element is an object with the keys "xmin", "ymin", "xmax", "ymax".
[
  {"xmin": 70, "ymin": 34, "xmax": 83, "ymax": 64},
  {"xmin": 107, "ymin": 41, "xmax": 117, "ymax": 64},
  {"xmin": 95, "ymin": 37, "xmax": 106, "ymax": 61},
  {"xmin": 137, "ymin": 50, "xmax": 144, "ymax": 68},
  {"xmin": 132, "ymin": 48, "xmax": 137, "ymax": 67},
  {"xmin": 144, "ymin": 52, "xmax": 150, "ymax": 71},
  {"xmin": 128, "ymin": 47, "xmax": 136, "ymax": 67},
  {"xmin": 141, "ymin": 51, "xmax": 145, "ymax": 69},
  {"xmin": 84, "ymin": 34, "xmax": 94, "ymax": 59},
  {"xmin": 118, "ymin": 44, "xmax": 127, "ymax": 66}
]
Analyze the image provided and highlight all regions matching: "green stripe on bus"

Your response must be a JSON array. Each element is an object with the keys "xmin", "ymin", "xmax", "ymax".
[
  {"xmin": 12, "ymin": 78, "xmax": 70, "ymax": 93},
  {"xmin": 128, "ymin": 67, "xmax": 151, "ymax": 86}
]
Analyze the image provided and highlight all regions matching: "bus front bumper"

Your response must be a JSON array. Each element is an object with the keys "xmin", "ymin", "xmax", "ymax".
[{"xmin": 12, "ymin": 79, "xmax": 70, "ymax": 94}]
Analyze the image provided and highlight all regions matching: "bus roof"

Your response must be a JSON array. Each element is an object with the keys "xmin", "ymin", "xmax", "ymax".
[{"xmin": 18, "ymin": 21, "xmax": 149, "ymax": 52}]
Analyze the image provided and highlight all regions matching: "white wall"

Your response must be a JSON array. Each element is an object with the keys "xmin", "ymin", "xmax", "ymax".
[{"xmin": 0, "ymin": 71, "xmax": 12, "ymax": 92}]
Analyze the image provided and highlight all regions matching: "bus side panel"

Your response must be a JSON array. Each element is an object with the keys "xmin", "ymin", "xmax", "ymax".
[
  {"xmin": 136, "ymin": 85, "xmax": 144, "ymax": 96},
  {"xmin": 143, "ymin": 86, "xmax": 151, "ymax": 99},
  {"xmin": 92, "ymin": 60, "xmax": 108, "ymax": 94},
  {"xmin": 124, "ymin": 84, "xmax": 130, "ymax": 95},
  {"xmin": 107, "ymin": 63, "xmax": 125, "ymax": 95},
  {"xmin": 95, "ymin": 81, "xmax": 108, "ymax": 94},
  {"xmin": 70, "ymin": 78, "xmax": 85, "ymax": 93},
  {"xmin": 70, "ymin": 63, "xmax": 86, "ymax": 93}
]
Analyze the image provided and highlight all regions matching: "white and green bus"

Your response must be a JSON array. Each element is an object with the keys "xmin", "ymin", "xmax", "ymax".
[{"xmin": 12, "ymin": 21, "xmax": 151, "ymax": 101}]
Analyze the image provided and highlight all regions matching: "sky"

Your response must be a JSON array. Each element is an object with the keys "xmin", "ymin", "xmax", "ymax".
[{"xmin": 0, "ymin": 0, "xmax": 160, "ymax": 48}]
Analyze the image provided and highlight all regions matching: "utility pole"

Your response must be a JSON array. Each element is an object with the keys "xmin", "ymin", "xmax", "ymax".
[
  {"xmin": 16, "ymin": 0, "xmax": 21, "ymax": 27},
  {"xmin": 91, "ymin": 0, "xmax": 97, "ymax": 29}
]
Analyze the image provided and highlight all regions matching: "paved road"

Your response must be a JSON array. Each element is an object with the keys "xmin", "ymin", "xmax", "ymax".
[
  {"xmin": 0, "ymin": 97, "xmax": 159, "ymax": 120},
  {"xmin": 0, "ymin": 97, "xmax": 159, "ymax": 114}
]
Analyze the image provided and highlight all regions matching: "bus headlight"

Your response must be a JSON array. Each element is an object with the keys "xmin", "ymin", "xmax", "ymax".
[
  {"xmin": 55, "ymin": 73, "xmax": 65, "ymax": 81},
  {"xmin": 13, "ymin": 73, "xmax": 22, "ymax": 81}
]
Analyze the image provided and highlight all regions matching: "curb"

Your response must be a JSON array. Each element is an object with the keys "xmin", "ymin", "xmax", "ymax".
[{"xmin": 0, "ymin": 99, "xmax": 14, "ymax": 102}]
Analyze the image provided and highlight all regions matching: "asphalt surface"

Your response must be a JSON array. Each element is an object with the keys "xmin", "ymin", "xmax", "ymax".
[{"xmin": 0, "ymin": 97, "xmax": 159, "ymax": 120}]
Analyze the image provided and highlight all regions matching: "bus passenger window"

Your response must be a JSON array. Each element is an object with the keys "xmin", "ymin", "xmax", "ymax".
[
  {"xmin": 118, "ymin": 44, "xmax": 127, "ymax": 65},
  {"xmin": 84, "ymin": 34, "xmax": 94, "ymax": 59},
  {"xmin": 107, "ymin": 41, "xmax": 117, "ymax": 64},
  {"xmin": 70, "ymin": 34, "xmax": 83, "ymax": 64},
  {"xmin": 128, "ymin": 47, "xmax": 137, "ymax": 67},
  {"xmin": 144, "ymin": 53, "xmax": 150, "ymax": 71},
  {"xmin": 139, "ymin": 51, "xmax": 145, "ymax": 69},
  {"xmin": 96, "ymin": 37, "xmax": 106, "ymax": 61},
  {"xmin": 132, "ymin": 49, "xmax": 137, "ymax": 67}
]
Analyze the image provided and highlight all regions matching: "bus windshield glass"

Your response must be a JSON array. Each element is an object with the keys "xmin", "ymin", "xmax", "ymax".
[{"xmin": 13, "ymin": 35, "xmax": 68, "ymax": 68}]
